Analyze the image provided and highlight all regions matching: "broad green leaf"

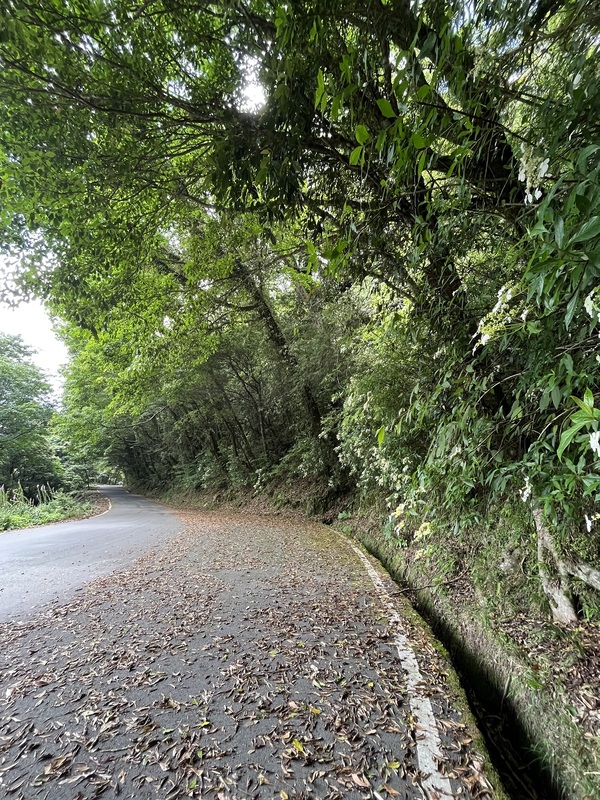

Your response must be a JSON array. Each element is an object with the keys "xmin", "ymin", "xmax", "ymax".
[
  {"xmin": 557, "ymin": 421, "xmax": 587, "ymax": 461},
  {"xmin": 581, "ymin": 474, "xmax": 600, "ymax": 494},
  {"xmin": 355, "ymin": 124, "xmax": 370, "ymax": 144},
  {"xmin": 349, "ymin": 145, "xmax": 363, "ymax": 165},
  {"xmin": 411, "ymin": 132, "xmax": 429, "ymax": 149},
  {"xmin": 528, "ymin": 221, "xmax": 548, "ymax": 237},
  {"xmin": 376, "ymin": 98, "xmax": 396, "ymax": 118},
  {"xmin": 554, "ymin": 217, "xmax": 564, "ymax": 249},
  {"xmin": 564, "ymin": 289, "xmax": 580, "ymax": 329},
  {"xmin": 551, "ymin": 384, "xmax": 561, "ymax": 409},
  {"xmin": 570, "ymin": 216, "xmax": 600, "ymax": 244}
]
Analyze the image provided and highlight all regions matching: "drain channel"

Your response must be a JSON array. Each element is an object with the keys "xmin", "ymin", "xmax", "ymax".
[{"xmin": 403, "ymin": 598, "xmax": 560, "ymax": 800}]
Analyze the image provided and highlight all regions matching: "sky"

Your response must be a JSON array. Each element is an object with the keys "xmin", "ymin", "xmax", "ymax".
[{"xmin": 0, "ymin": 299, "xmax": 69, "ymax": 394}]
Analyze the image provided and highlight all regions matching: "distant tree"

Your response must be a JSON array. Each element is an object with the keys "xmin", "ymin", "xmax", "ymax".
[{"xmin": 0, "ymin": 333, "xmax": 61, "ymax": 496}]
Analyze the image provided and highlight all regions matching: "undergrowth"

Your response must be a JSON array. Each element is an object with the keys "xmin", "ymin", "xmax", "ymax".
[{"xmin": 0, "ymin": 484, "xmax": 92, "ymax": 531}]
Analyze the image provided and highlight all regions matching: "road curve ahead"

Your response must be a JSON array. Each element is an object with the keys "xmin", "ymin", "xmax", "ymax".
[{"xmin": 0, "ymin": 486, "xmax": 181, "ymax": 621}]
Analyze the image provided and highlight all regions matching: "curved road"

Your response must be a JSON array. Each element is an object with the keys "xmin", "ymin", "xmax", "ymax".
[
  {"xmin": 0, "ymin": 485, "xmax": 181, "ymax": 620},
  {"xmin": 0, "ymin": 495, "xmax": 503, "ymax": 798}
]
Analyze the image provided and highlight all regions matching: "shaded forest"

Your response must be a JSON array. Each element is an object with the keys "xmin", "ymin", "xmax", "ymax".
[{"xmin": 0, "ymin": 0, "xmax": 599, "ymax": 629}]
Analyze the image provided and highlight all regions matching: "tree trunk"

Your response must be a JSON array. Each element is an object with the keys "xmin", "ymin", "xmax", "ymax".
[
  {"xmin": 234, "ymin": 260, "xmax": 324, "ymax": 440},
  {"xmin": 532, "ymin": 507, "xmax": 578, "ymax": 624},
  {"xmin": 564, "ymin": 559, "xmax": 600, "ymax": 593}
]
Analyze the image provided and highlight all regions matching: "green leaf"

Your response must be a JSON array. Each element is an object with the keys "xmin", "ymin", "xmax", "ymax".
[
  {"xmin": 564, "ymin": 289, "xmax": 580, "ymax": 329},
  {"xmin": 331, "ymin": 94, "xmax": 342, "ymax": 121},
  {"xmin": 376, "ymin": 98, "xmax": 396, "ymax": 118},
  {"xmin": 581, "ymin": 473, "xmax": 600, "ymax": 494},
  {"xmin": 563, "ymin": 353, "xmax": 574, "ymax": 375},
  {"xmin": 411, "ymin": 132, "xmax": 429, "ymax": 149},
  {"xmin": 554, "ymin": 217, "xmax": 564, "ymax": 249},
  {"xmin": 418, "ymin": 32, "xmax": 437, "ymax": 59},
  {"xmin": 577, "ymin": 144, "xmax": 599, "ymax": 173},
  {"xmin": 349, "ymin": 145, "xmax": 363, "ymax": 166},
  {"xmin": 377, "ymin": 425, "xmax": 385, "ymax": 445},
  {"xmin": 551, "ymin": 384, "xmax": 562, "ymax": 409},
  {"xmin": 570, "ymin": 216, "xmax": 600, "ymax": 244},
  {"xmin": 355, "ymin": 124, "xmax": 370, "ymax": 144},
  {"xmin": 557, "ymin": 422, "xmax": 587, "ymax": 461},
  {"xmin": 528, "ymin": 221, "xmax": 548, "ymax": 237}
]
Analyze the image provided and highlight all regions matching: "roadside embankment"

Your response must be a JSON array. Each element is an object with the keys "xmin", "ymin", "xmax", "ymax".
[
  {"xmin": 337, "ymin": 512, "xmax": 600, "ymax": 800},
  {"xmin": 0, "ymin": 487, "xmax": 107, "ymax": 532}
]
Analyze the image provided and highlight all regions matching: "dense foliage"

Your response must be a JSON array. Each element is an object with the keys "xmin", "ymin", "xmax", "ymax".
[
  {"xmin": 1, "ymin": 0, "xmax": 599, "ymax": 622},
  {"xmin": 0, "ymin": 332, "xmax": 100, "ymax": 528},
  {"xmin": 0, "ymin": 333, "xmax": 61, "ymax": 496}
]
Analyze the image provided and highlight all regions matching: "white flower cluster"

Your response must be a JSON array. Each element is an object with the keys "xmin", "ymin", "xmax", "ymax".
[
  {"xmin": 472, "ymin": 285, "xmax": 516, "ymax": 353},
  {"xmin": 518, "ymin": 145, "xmax": 550, "ymax": 204},
  {"xmin": 590, "ymin": 430, "xmax": 600, "ymax": 459},
  {"xmin": 492, "ymin": 285, "xmax": 513, "ymax": 314},
  {"xmin": 584, "ymin": 512, "xmax": 600, "ymax": 533},
  {"xmin": 584, "ymin": 288, "xmax": 599, "ymax": 327},
  {"xmin": 519, "ymin": 474, "xmax": 532, "ymax": 502}
]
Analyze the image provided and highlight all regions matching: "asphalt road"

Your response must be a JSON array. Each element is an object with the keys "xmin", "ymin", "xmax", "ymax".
[
  {"xmin": 0, "ymin": 485, "xmax": 181, "ymax": 620},
  {"xmin": 0, "ymin": 506, "xmax": 504, "ymax": 800},
  {"xmin": 0, "ymin": 499, "xmax": 502, "ymax": 799}
]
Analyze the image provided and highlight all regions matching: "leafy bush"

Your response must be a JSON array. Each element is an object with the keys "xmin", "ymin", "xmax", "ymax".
[{"xmin": 0, "ymin": 484, "xmax": 92, "ymax": 531}]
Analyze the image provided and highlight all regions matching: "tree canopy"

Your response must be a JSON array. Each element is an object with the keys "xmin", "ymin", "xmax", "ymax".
[{"xmin": 1, "ymin": 0, "xmax": 599, "ymax": 622}]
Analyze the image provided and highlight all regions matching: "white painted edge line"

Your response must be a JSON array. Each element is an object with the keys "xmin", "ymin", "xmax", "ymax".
[
  {"xmin": 93, "ymin": 496, "xmax": 112, "ymax": 518},
  {"xmin": 350, "ymin": 542, "xmax": 454, "ymax": 799},
  {"xmin": 85, "ymin": 495, "xmax": 112, "ymax": 519}
]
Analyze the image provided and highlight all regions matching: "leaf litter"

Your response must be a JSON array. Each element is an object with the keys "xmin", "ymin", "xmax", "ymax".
[{"xmin": 0, "ymin": 509, "xmax": 496, "ymax": 799}]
